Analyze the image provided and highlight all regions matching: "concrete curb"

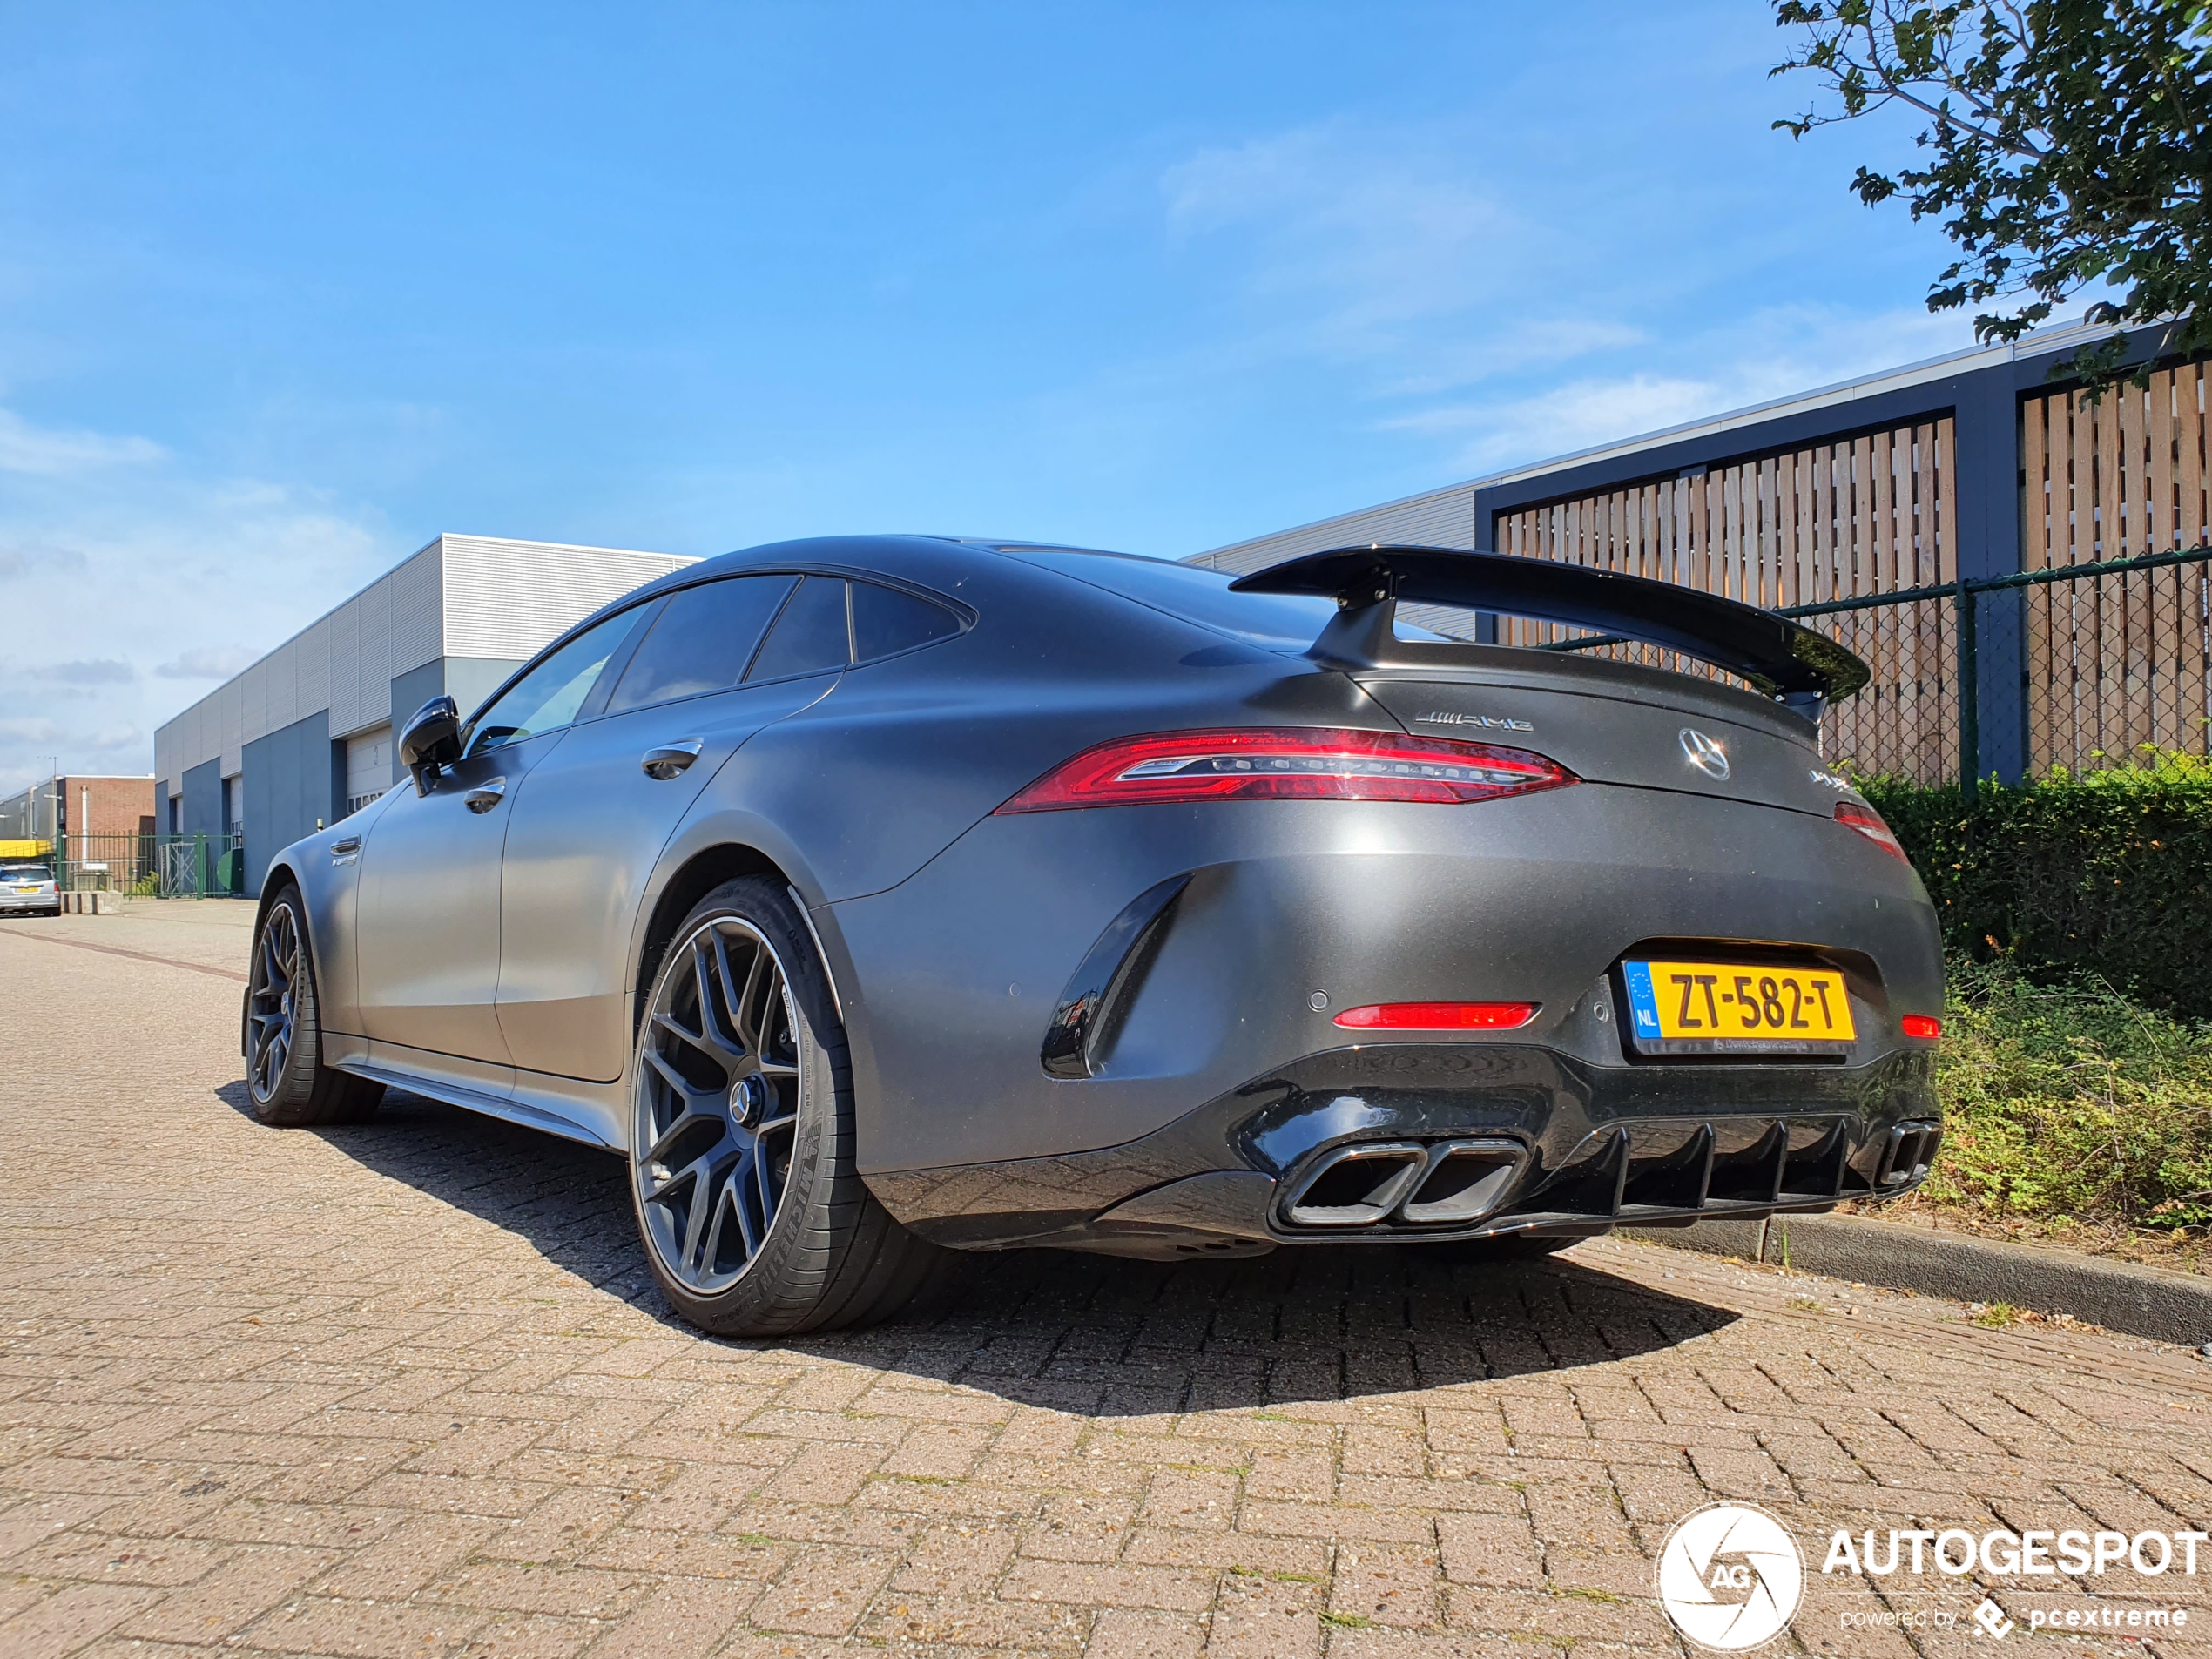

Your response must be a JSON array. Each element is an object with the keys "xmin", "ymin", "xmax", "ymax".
[{"xmin": 1620, "ymin": 1213, "xmax": 2212, "ymax": 1346}]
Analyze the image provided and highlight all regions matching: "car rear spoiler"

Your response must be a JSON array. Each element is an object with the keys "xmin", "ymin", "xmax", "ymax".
[{"xmin": 1227, "ymin": 543, "xmax": 1870, "ymax": 719}]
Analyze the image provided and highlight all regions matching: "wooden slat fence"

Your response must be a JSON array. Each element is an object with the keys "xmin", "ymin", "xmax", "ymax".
[
  {"xmin": 1492, "ymin": 417, "xmax": 1959, "ymax": 783},
  {"xmin": 2021, "ymin": 371, "xmax": 2212, "ymax": 772}
]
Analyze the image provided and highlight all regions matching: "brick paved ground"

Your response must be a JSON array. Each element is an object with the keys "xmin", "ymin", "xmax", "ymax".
[{"xmin": 2, "ymin": 909, "xmax": 2209, "ymax": 1658}]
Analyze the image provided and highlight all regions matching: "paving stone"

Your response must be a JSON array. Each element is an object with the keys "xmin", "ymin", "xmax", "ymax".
[{"xmin": 5, "ymin": 914, "xmax": 2212, "ymax": 1659}]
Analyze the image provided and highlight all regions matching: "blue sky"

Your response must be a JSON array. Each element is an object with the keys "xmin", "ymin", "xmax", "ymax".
[{"xmin": 0, "ymin": 1, "xmax": 1979, "ymax": 792}]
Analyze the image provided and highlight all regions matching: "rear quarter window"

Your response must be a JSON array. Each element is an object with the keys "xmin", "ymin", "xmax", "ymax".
[
  {"xmin": 746, "ymin": 576, "xmax": 853, "ymax": 681},
  {"xmin": 852, "ymin": 581, "xmax": 961, "ymax": 662}
]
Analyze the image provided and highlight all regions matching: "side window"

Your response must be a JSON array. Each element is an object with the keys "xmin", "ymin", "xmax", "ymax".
[
  {"xmin": 604, "ymin": 575, "xmax": 798, "ymax": 713},
  {"xmin": 745, "ymin": 576, "xmax": 851, "ymax": 682},
  {"xmin": 851, "ymin": 581, "xmax": 961, "ymax": 662},
  {"xmin": 466, "ymin": 608, "xmax": 644, "ymax": 758}
]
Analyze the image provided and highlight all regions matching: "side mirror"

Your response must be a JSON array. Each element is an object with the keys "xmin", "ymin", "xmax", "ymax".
[{"xmin": 398, "ymin": 695, "xmax": 463, "ymax": 795}]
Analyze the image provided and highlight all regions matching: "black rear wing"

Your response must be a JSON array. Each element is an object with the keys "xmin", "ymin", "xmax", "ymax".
[{"xmin": 1228, "ymin": 543, "xmax": 1869, "ymax": 718}]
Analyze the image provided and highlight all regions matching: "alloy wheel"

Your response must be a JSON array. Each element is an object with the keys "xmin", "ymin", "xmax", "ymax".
[
  {"xmin": 246, "ymin": 902, "xmax": 300, "ymax": 1102},
  {"xmin": 633, "ymin": 917, "xmax": 803, "ymax": 1294}
]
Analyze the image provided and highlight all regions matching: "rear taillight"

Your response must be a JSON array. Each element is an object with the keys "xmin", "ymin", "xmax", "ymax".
[
  {"xmin": 1834, "ymin": 801, "xmax": 1907, "ymax": 862},
  {"xmin": 1334, "ymin": 1001, "xmax": 1538, "ymax": 1031},
  {"xmin": 1901, "ymin": 1014, "xmax": 1941, "ymax": 1041},
  {"xmin": 995, "ymin": 726, "xmax": 1577, "ymax": 813}
]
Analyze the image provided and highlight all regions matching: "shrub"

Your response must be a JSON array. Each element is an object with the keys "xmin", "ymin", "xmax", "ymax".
[
  {"xmin": 1923, "ymin": 956, "xmax": 2212, "ymax": 1232},
  {"xmin": 1859, "ymin": 754, "xmax": 2212, "ymax": 1017}
]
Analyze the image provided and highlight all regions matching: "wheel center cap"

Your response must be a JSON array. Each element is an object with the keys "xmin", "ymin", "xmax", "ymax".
[{"xmin": 730, "ymin": 1072, "xmax": 768, "ymax": 1127}]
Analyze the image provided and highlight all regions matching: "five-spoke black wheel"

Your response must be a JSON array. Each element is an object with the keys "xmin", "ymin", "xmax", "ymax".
[
  {"xmin": 628, "ymin": 877, "xmax": 948, "ymax": 1335},
  {"xmin": 245, "ymin": 886, "xmax": 383, "ymax": 1127}
]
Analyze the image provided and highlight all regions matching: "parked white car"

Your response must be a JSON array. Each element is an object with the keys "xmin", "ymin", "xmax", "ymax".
[{"xmin": 0, "ymin": 863, "xmax": 60, "ymax": 917}]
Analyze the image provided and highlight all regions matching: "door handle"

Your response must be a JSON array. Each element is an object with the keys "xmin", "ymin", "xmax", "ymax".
[
  {"xmin": 464, "ymin": 779, "xmax": 507, "ymax": 814},
  {"xmin": 641, "ymin": 741, "xmax": 705, "ymax": 780},
  {"xmin": 330, "ymin": 837, "xmax": 361, "ymax": 861}
]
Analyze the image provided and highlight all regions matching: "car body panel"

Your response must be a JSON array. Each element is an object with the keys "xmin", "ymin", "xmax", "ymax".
[
  {"xmin": 832, "ymin": 781, "xmax": 1938, "ymax": 1177},
  {"xmin": 354, "ymin": 738, "xmax": 556, "ymax": 1064},
  {"xmin": 251, "ymin": 533, "xmax": 1945, "ymax": 1254},
  {"xmin": 495, "ymin": 671, "xmax": 838, "ymax": 1081},
  {"xmin": 1353, "ymin": 671, "xmax": 1870, "ymax": 816}
]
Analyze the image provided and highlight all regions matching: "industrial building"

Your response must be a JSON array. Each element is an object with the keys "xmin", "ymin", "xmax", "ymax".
[
  {"xmin": 0, "ymin": 774, "xmax": 158, "ymax": 851},
  {"xmin": 153, "ymin": 534, "xmax": 695, "ymax": 890}
]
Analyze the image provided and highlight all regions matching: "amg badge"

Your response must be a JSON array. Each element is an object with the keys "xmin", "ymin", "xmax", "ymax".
[{"xmin": 1418, "ymin": 711, "xmax": 1534, "ymax": 732}]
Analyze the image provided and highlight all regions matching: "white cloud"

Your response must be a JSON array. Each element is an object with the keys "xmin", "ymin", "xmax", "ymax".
[
  {"xmin": 0, "ymin": 408, "xmax": 165, "ymax": 475},
  {"xmin": 1382, "ymin": 303, "xmax": 1979, "ymax": 475},
  {"xmin": 1163, "ymin": 125, "xmax": 1509, "ymax": 334},
  {"xmin": 0, "ymin": 403, "xmax": 388, "ymax": 797},
  {"xmin": 1157, "ymin": 121, "xmax": 1644, "ymax": 394},
  {"xmin": 1146, "ymin": 118, "xmax": 1998, "ymax": 500},
  {"xmin": 35, "ymin": 659, "xmax": 137, "ymax": 685},
  {"xmin": 156, "ymin": 645, "xmax": 260, "ymax": 680}
]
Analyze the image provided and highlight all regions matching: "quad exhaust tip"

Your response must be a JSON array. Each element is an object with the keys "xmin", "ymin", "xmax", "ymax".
[
  {"xmin": 1878, "ymin": 1120, "xmax": 1941, "ymax": 1188},
  {"xmin": 1282, "ymin": 1137, "xmax": 1528, "ymax": 1229}
]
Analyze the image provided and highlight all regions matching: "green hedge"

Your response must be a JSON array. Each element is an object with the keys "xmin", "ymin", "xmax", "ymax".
[{"xmin": 1859, "ymin": 758, "xmax": 2212, "ymax": 1019}]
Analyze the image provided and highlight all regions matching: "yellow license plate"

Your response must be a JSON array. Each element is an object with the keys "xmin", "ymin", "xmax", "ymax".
[{"xmin": 1622, "ymin": 960, "xmax": 1855, "ymax": 1053}]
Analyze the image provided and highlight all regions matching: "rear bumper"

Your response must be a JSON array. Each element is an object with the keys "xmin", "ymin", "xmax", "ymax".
[
  {"xmin": 835, "ymin": 785, "xmax": 1944, "ymax": 1178},
  {"xmin": 867, "ymin": 1040, "xmax": 1939, "ymax": 1258}
]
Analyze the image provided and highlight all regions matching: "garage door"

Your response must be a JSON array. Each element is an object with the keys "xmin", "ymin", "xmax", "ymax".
[{"xmin": 344, "ymin": 726, "xmax": 394, "ymax": 816}]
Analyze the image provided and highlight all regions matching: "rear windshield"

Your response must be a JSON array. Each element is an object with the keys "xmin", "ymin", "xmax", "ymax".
[
  {"xmin": 2, "ymin": 865, "xmax": 54, "ymax": 882},
  {"xmin": 998, "ymin": 547, "xmax": 1453, "ymax": 647}
]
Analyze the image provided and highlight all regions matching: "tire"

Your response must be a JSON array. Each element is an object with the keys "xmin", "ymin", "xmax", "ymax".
[
  {"xmin": 629, "ymin": 876, "xmax": 948, "ymax": 1337},
  {"xmin": 246, "ymin": 886, "xmax": 384, "ymax": 1127}
]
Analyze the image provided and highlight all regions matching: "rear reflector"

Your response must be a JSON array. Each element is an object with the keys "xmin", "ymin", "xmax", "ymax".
[
  {"xmin": 1834, "ymin": 800, "xmax": 1908, "ymax": 862},
  {"xmin": 1900, "ymin": 1014, "xmax": 1941, "ymax": 1041},
  {"xmin": 1333, "ymin": 1001, "xmax": 1539, "ymax": 1031},
  {"xmin": 995, "ymin": 726, "xmax": 1576, "ymax": 813}
]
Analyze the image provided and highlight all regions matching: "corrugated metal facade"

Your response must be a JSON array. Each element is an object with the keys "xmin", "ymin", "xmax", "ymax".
[
  {"xmin": 1186, "ymin": 485, "xmax": 1483, "ymax": 641},
  {"xmin": 154, "ymin": 535, "xmax": 695, "ymax": 800},
  {"xmin": 1189, "ymin": 485, "xmax": 1477, "ymax": 577},
  {"xmin": 442, "ymin": 536, "xmax": 697, "ymax": 661}
]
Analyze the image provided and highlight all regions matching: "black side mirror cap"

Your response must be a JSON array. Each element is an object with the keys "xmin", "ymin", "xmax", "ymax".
[{"xmin": 399, "ymin": 695, "xmax": 462, "ymax": 795}]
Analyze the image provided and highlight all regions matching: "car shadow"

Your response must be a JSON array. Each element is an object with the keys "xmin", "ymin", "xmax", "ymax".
[{"xmin": 226, "ymin": 1081, "xmax": 1740, "ymax": 1411}]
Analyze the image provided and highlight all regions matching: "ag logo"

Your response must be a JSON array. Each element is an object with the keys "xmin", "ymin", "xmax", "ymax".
[
  {"xmin": 1656, "ymin": 1502, "xmax": 1804, "ymax": 1650},
  {"xmin": 1679, "ymin": 727, "xmax": 1731, "ymax": 781}
]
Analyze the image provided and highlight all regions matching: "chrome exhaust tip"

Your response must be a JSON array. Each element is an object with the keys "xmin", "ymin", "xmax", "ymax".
[
  {"xmin": 1399, "ymin": 1138, "xmax": 1527, "ymax": 1224},
  {"xmin": 1281, "ymin": 1136, "xmax": 1530, "ymax": 1229},
  {"xmin": 1282, "ymin": 1142, "xmax": 1427, "ymax": 1226}
]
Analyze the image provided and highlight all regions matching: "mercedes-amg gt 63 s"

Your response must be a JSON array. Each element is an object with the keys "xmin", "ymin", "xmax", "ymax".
[{"xmin": 243, "ymin": 536, "xmax": 1943, "ymax": 1335}]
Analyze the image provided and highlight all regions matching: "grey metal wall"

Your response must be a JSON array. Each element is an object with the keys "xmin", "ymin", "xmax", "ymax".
[
  {"xmin": 180, "ymin": 759, "xmax": 223, "ymax": 840},
  {"xmin": 239, "ymin": 711, "xmax": 334, "ymax": 894}
]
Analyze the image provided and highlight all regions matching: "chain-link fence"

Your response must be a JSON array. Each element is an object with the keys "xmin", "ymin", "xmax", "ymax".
[{"xmin": 1548, "ymin": 545, "xmax": 2211, "ymax": 786}]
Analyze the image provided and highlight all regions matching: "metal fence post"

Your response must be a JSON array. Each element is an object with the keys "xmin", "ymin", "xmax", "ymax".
[{"xmin": 1955, "ymin": 577, "xmax": 1979, "ymax": 788}]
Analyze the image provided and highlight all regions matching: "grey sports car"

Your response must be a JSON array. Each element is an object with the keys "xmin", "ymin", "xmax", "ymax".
[{"xmin": 243, "ymin": 536, "xmax": 1944, "ymax": 1336}]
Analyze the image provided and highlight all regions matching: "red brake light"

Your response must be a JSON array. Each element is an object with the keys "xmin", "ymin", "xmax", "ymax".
[
  {"xmin": 1334, "ymin": 1001, "xmax": 1539, "ymax": 1030},
  {"xmin": 995, "ymin": 726, "xmax": 1577, "ymax": 813},
  {"xmin": 1901, "ymin": 1014, "xmax": 1941, "ymax": 1041},
  {"xmin": 1834, "ymin": 801, "xmax": 1908, "ymax": 862}
]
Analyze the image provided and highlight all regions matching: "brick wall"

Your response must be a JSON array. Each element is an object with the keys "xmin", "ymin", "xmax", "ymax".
[{"xmin": 56, "ymin": 776, "xmax": 158, "ymax": 840}]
